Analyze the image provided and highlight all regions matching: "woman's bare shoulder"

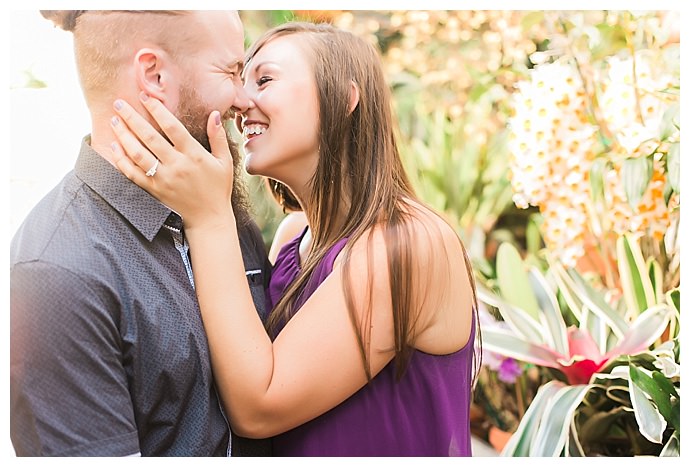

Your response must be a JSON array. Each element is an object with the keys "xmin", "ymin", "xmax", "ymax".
[
  {"xmin": 269, "ymin": 211, "xmax": 308, "ymax": 264},
  {"xmin": 399, "ymin": 203, "xmax": 475, "ymax": 354}
]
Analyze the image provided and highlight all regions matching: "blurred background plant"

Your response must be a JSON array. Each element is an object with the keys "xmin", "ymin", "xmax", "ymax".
[
  {"xmin": 237, "ymin": 10, "xmax": 680, "ymax": 457},
  {"xmin": 490, "ymin": 10, "xmax": 679, "ymax": 456}
]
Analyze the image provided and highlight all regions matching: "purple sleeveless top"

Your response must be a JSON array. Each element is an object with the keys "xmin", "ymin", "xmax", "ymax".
[{"xmin": 266, "ymin": 228, "xmax": 475, "ymax": 456}]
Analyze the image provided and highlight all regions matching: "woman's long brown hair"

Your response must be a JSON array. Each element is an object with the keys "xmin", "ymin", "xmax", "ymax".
[{"xmin": 247, "ymin": 22, "xmax": 481, "ymax": 383}]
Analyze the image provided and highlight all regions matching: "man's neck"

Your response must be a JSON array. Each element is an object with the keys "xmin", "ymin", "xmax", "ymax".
[{"xmin": 89, "ymin": 110, "xmax": 123, "ymax": 167}]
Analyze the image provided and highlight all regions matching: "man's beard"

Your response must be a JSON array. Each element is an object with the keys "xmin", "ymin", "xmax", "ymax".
[{"xmin": 176, "ymin": 84, "xmax": 252, "ymax": 227}]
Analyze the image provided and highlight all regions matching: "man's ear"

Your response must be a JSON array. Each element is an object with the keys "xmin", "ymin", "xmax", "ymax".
[
  {"xmin": 348, "ymin": 80, "xmax": 360, "ymax": 115},
  {"xmin": 133, "ymin": 48, "xmax": 172, "ymax": 103}
]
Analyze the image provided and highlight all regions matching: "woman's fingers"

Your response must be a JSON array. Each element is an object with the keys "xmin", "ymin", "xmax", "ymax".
[
  {"xmin": 136, "ymin": 92, "xmax": 198, "ymax": 151},
  {"xmin": 110, "ymin": 113, "xmax": 160, "ymax": 177},
  {"xmin": 110, "ymin": 140, "xmax": 156, "ymax": 189},
  {"xmin": 108, "ymin": 99, "xmax": 237, "ymax": 225},
  {"xmin": 112, "ymin": 97, "xmax": 177, "ymax": 165},
  {"xmin": 207, "ymin": 111, "xmax": 232, "ymax": 165}
]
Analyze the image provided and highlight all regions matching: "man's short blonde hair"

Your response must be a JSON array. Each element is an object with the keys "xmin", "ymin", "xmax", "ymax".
[{"xmin": 42, "ymin": 11, "xmax": 204, "ymax": 105}]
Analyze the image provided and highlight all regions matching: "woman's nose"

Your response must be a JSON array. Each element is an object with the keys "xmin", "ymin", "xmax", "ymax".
[
  {"xmin": 234, "ymin": 99, "xmax": 258, "ymax": 134},
  {"xmin": 230, "ymin": 84, "xmax": 251, "ymax": 115}
]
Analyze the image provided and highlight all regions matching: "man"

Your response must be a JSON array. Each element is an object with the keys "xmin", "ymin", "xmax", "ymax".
[{"xmin": 10, "ymin": 11, "xmax": 271, "ymax": 456}]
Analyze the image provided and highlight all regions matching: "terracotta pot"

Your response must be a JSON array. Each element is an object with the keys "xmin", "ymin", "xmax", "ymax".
[{"xmin": 488, "ymin": 426, "xmax": 513, "ymax": 454}]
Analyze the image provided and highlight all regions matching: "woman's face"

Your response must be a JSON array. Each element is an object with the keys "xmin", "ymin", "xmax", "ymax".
[{"xmin": 238, "ymin": 35, "xmax": 320, "ymax": 191}]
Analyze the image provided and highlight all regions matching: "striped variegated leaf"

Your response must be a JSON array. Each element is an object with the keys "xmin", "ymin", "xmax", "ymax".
[
  {"xmin": 629, "ymin": 367, "xmax": 667, "ymax": 444},
  {"xmin": 617, "ymin": 234, "xmax": 656, "ymax": 319},
  {"xmin": 477, "ymin": 283, "xmax": 545, "ymax": 345},
  {"xmin": 481, "ymin": 327, "xmax": 562, "ymax": 368},
  {"xmin": 502, "ymin": 381, "xmax": 565, "ymax": 456},
  {"xmin": 567, "ymin": 268, "xmax": 628, "ymax": 338},
  {"xmin": 605, "ymin": 304, "xmax": 672, "ymax": 358},
  {"xmin": 548, "ymin": 258, "xmax": 585, "ymax": 321},
  {"xmin": 529, "ymin": 267, "xmax": 569, "ymax": 356},
  {"xmin": 531, "ymin": 384, "xmax": 591, "ymax": 456},
  {"xmin": 660, "ymin": 431, "xmax": 680, "ymax": 456},
  {"xmin": 580, "ymin": 306, "xmax": 608, "ymax": 355}
]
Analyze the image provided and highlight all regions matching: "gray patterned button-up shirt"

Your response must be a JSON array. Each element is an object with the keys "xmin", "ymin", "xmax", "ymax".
[{"xmin": 10, "ymin": 138, "xmax": 271, "ymax": 456}]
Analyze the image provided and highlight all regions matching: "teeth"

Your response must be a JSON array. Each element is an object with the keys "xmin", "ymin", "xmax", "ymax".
[{"xmin": 243, "ymin": 124, "xmax": 267, "ymax": 137}]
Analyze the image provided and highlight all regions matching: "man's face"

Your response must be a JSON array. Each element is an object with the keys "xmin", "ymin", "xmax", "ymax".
[
  {"xmin": 175, "ymin": 11, "xmax": 248, "ymax": 151},
  {"xmin": 174, "ymin": 11, "xmax": 252, "ymax": 221},
  {"xmin": 176, "ymin": 81, "xmax": 222, "ymax": 153}
]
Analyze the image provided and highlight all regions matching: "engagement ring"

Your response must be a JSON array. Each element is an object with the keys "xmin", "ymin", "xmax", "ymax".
[{"xmin": 145, "ymin": 159, "xmax": 160, "ymax": 177}]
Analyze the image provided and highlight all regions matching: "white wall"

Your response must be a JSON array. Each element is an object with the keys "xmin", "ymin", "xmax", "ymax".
[{"xmin": 8, "ymin": 10, "xmax": 91, "ymax": 236}]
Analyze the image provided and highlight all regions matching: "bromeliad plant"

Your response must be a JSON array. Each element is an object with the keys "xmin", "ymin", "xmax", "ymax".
[{"xmin": 479, "ymin": 237, "xmax": 679, "ymax": 456}]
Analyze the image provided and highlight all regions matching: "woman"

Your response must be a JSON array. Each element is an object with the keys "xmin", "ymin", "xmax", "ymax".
[{"xmin": 110, "ymin": 22, "xmax": 480, "ymax": 456}]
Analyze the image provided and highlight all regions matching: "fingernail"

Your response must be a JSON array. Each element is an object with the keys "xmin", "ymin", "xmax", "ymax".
[
  {"xmin": 114, "ymin": 99, "xmax": 123, "ymax": 111},
  {"xmin": 140, "ymin": 92, "xmax": 149, "ymax": 102},
  {"xmin": 110, "ymin": 142, "xmax": 118, "ymax": 153},
  {"xmin": 214, "ymin": 112, "xmax": 221, "ymax": 126},
  {"xmin": 111, "ymin": 116, "xmax": 120, "ymax": 126}
]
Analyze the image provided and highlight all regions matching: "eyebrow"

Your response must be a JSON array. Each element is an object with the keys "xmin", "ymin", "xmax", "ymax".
[{"xmin": 246, "ymin": 61, "xmax": 279, "ymax": 77}]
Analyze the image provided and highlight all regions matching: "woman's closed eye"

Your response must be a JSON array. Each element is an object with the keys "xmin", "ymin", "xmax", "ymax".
[{"xmin": 256, "ymin": 76, "xmax": 273, "ymax": 88}]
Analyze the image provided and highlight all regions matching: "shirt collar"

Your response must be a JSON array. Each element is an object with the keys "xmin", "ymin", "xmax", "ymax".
[{"xmin": 74, "ymin": 136, "xmax": 172, "ymax": 242}]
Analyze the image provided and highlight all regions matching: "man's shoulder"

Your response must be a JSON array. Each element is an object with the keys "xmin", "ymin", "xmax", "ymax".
[
  {"xmin": 11, "ymin": 171, "xmax": 114, "ymax": 270},
  {"xmin": 11, "ymin": 173, "xmax": 79, "ymax": 263}
]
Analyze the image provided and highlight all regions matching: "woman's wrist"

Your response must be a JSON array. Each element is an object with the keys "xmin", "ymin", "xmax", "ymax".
[{"xmin": 183, "ymin": 209, "xmax": 237, "ymax": 236}]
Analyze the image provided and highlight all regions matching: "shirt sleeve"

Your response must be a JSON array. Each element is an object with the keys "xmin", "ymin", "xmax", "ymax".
[
  {"xmin": 238, "ymin": 220, "xmax": 272, "ymax": 323},
  {"xmin": 10, "ymin": 261, "xmax": 140, "ymax": 456}
]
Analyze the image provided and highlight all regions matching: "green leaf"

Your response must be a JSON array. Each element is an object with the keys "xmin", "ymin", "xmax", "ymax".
[
  {"xmin": 603, "ymin": 352, "xmax": 656, "ymax": 374},
  {"xmin": 567, "ymin": 268, "xmax": 628, "ymax": 338},
  {"xmin": 630, "ymin": 366, "xmax": 681, "ymax": 433},
  {"xmin": 630, "ymin": 365, "xmax": 680, "ymax": 438},
  {"xmin": 496, "ymin": 243, "xmax": 541, "ymax": 322},
  {"xmin": 531, "ymin": 385, "xmax": 591, "ymax": 456},
  {"xmin": 269, "ymin": 10, "xmax": 296, "ymax": 25},
  {"xmin": 567, "ymin": 417, "xmax": 587, "ymax": 456},
  {"xmin": 580, "ymin": 306, "xmax": 607, "ymax": 355},
  {"xmin": 468, "ymin": 82, "xmax": 489, "ymax": 103},
  {"xmin": 667, "ymin": 142, "xmax": 680, "ymax": 194},
  {"xmin": 502, "ymin": 381, "xmax": 565, "ymax": 456},
  {"xmin": 526, "ymin": 216, "xmax": 542, "ymax": 257},
  {"xmin": 477, "ymin": 283, "xmax": 545, "ymax": 344},
  {"xmin": 521, "ymin": 11, "xmax": 545, "ymax": 32},
  {"xmin": 591, "ymin": 23, "xmax": 628, "ymax": 60},
  {"xmin": 662, "ymin": 297, "xmax": 680, "ymax": 346},
  {"xmin": 548, "ymin": 258, "xmax": 585, "ymax": 321},
  {"xmin": 660, "ymin": 431, "xmax": 680, "ymax": 456},
  {"xmin": 652, "ymin": 372, "xmax": 680, "ymax": 403},
  {"xmin": 665, "ymin": 288, "xmax": 680, "ymax": 314},
  {"xmin": 617, "ymin": 234, "xmax": 656, "ymax": 318},
  {"xmin": 621, "ymin": 157, "xmax": 652, "ymax": 212},
  {"xmin": 20, "ymin": 70, "xmax": 48, "ymax": 89},
  {"xmin": 481, "ymin": 327, "xmax": 561, "ymax": 368},
  {"xmin": 528, "ymin": 268, "xmax": 569, "ymax": 356},
  {"xmin": 576, "ymin": 407, "xmax": 627, "ymax": 445},
  {"xmin": 589, "ymin": 158, "xmax": 608, "ymax": 204},
  {"xmin": 606, "ymin": 304, "xmax": 672, "ymax": 357},
  {"xmin": 629, "ymin": 366, "xmax": 668, "ymax": 443},
  {"xmin": 659, "ymin": 102, "xmax": 680, "ymax": 141},
  {"xmin": 647, "ymin": 259, "xmax": 664, "ymax": 305}
]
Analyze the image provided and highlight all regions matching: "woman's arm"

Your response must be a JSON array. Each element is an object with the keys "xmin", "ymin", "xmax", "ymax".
[{"xmin": 109, "ymin": 96, "xmax": 397, "ymax": 437}]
